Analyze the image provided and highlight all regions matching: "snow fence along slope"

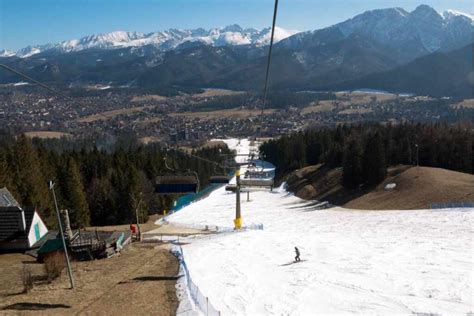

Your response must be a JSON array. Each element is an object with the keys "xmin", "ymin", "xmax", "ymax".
[{"xmin": 165, "ymin": 138, "xmax": 474, "ymax": 315}]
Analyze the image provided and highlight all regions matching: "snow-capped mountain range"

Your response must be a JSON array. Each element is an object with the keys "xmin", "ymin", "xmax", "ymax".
[
  {"xmin": 2, "ymin": 6, "xmax": 472, "ymax": 59},
  {"xmin": 280, "ymin": 5, "xmax": 474, "ymax": 54},
  {"xmin": 1, "ymin": 25, "xmax": 298, "ymax": 58},
  {"xmin": 444, "ymin": 9, "xmax": 474, "ymax": 20},
  {"xmin": 1, "ymin": 5, "xmax": 472, "ymax": 98}
]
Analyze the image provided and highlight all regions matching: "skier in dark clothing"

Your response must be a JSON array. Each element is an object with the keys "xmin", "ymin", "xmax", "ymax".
[{"xmin": 294, "ymin": 247, "xmax": 301, "ymax": 262}]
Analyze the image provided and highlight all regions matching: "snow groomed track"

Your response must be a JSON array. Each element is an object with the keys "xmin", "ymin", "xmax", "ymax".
[{"xmin": 163, "ymin": 139, "xmax": 473, "ymax": 315}]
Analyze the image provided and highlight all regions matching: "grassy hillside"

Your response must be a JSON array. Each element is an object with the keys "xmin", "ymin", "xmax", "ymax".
[{"xmin": 287, "ymin": 165, "xmax": 474, "ymax": 210}]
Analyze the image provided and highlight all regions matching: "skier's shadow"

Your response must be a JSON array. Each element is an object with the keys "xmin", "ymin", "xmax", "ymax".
[{"xmin": 279, "ymin": 259, "xmax": 307, "ymax": 266}]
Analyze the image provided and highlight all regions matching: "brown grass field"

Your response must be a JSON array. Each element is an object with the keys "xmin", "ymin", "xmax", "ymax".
[
  {"xmin": 135, "ymin": 117, "xmax": 162, "ymax": 125},
  {"xmin": 335, "ymin": 91, "xmax": 398, "ymax": 104},
  {"xmin": 23, "ymin": 131, "xmax": 73, "ymax": 139},
  {"xmin": 170, "ymin": 108, "xmax": 275, "ymax": 119},
  {"xmin": 0, "ymin": 215, "xmax": 179, "ymax": 315},
  {"xmin": 138, "ymin": 136, "xmax": 164, "ymax": 145},
  {"xmin": 302, "ymin": 92, "xmax": 399, "ymax": 115},
  {"xmin": 192, "ymin": 88, "xmax": 244, "ymax": 98},
  {"xmin": 338, "ymin": 108, "xmax": 373, "ymax": 115},
  {"xmin": 288, "ymin": 165, "xmax": 474, "ymax": 210},
  {"xmin": 77, "ymin": 106, "xmax": 154, "ymax": 123},
  {"xmin": 0, "ymin": 244, "xmax": 178, "ymax": 315},
  {"xmin": 131, "ymin": 95, "xmax": 168, "ymax": 102},
  {"xmin": 301, "ymin": 100, "xmax": 336, "ymax": 114}
]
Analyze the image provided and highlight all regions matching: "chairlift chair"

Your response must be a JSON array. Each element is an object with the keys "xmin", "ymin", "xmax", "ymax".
[
  {"xmin": 155, "ymin": 156, "xmax": 199, "ymax": 194},
  {"xmin": 239, "ymin": 157, "xmax": 275, "ymax": 188},
  {"xmin": 209, "ymin": 164, "xmax": 232, "ymax": 184},
  {"xmin": 240, "ymin": 170, "xmax": 274, "ymax": 188},
  {"xmin": 210, "ymin": 175, "xmax": 231, "ymax": 184}
]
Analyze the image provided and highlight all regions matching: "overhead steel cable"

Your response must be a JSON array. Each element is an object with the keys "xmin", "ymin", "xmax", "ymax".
[
  {"xmin": 0, "ymin": 63, "xmax": 73, "ymax": 101},
  {"xmin": 167, "ymin": 146, "xmax": 229, "ymax": 169},
  {"xmin": 261, "ymin": 0, "xmax": 279, "ymax": 116},
  {"xmin": 0, "ymin": 63, "xmax": 110, "ymax": 121}
]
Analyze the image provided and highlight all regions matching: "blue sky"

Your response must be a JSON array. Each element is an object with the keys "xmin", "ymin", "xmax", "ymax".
[{"xmin": 1, "ymin": 0, "xmax": 473, "ymax": 50}]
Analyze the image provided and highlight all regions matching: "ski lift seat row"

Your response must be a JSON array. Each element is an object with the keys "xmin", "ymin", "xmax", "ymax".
[
  {"xmin": 239, "ymin": 161, "xmax": 275, "ymax": 188},
  {"xmin": 209, "ymin": 162, "xmax": 232, "ymax": 184},
  {"xmin": 155, "ymin": 175, "xmax": 199, "ymax": 194},
  {"xmin": 240, "ymin": 178, "xmax": 274, "ymax": 187},
  {"xmin": 210, "ymin": 175, "xmax": 231, "ymax": 184},
  {"xmin": 155, "ymin": 155, "xmax": 200, "ymax": 194}
]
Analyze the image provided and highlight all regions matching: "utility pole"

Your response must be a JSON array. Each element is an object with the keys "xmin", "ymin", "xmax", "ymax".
[
  {"xmin": 234, "ymin": 169, "xmax": 242, "ymax": 229},
  {"xmin": 49, "ymin": 181, "xmax": 75, "ymax": 289},
  {"xmin": 134, "ymin": 194, "xmax": 143, "ymax": 241}
]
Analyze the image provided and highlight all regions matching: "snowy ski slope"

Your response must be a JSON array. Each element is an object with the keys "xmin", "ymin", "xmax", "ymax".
[{"xmin": 164, "ymin": 139, "xmax": 474, "ymax": 315}]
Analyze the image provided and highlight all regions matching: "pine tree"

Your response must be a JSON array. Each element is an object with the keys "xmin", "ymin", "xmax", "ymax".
[
  {"xmin": 87, "ymin": 175, "xmax": 114, "ymax": 226},
  {"xmin": 63, "ymin": 158, "xmax": 90, "ymax": 228},
  {"xmin": 456, "ymin": 133, "xmax": 472, "ymax": 174},
  {"xmin": 290, "ymin": 135, "xmax": 307, "ymax": 169},
  {"xmin": 123, "ymin": 165, "xmax": 141, "ymax": 223},
  {"xmin": 0, "ymin": 148, "xmax": 13, "ymax": 190},
  {"xmin": 305, "ymin": 132, "xmax": 322, "ymax": 165},
  {"xmin": 362, "ymin": 132, "xmax": 387, "ymax": 186},
  {"xmin": 111, "ymin": 163, "xmax": 142, "ymax": 224},
  {"xmin": 325, "ymin": 143, "xmax": 344, "ymax": 168},
  {"xmin": 11, "ymin": 135, "xmax": 53, "ymax": 223},
  {"xmin": 277, "ymin": 136, "xmax": 291, "ymax": 171},
  {"xmin": 400, "ymin": 137, "xmax": 412, "ymax": 164},
  {"xmin": 342, "ymin": 137, "xmax": 363, "ymax": 189}
]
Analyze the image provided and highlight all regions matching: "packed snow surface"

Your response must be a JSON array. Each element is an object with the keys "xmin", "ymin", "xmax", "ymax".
[{"xmin": 164, "ymin": 139, "xmax": 474, "ymax": 315}]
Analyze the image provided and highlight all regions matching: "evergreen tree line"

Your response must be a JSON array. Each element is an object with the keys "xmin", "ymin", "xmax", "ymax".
[
  {"xmin": 260, "ymin": 122, "xmax": 473, "ymax": 189},
  {"xmin": 0, "ymin": 135, "xmax": 233, "ymax": 229}
]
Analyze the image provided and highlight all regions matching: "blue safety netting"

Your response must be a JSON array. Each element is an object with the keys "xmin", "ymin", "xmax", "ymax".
[
  {"xmin": 431, "ymin": 202, "xmax": 474, "ymax": 209},
  {"xmin": 172, "ymin": 245, "xmax": 221, "ymax": 316},
  {"xmin": 171, "ymin": 183, "xmax": 225, "ymax": 213}
]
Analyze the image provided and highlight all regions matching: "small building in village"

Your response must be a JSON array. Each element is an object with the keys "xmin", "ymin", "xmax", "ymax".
[{"xmin": 0, "ymin": 187, "xmax": 49, "ymax": 251}]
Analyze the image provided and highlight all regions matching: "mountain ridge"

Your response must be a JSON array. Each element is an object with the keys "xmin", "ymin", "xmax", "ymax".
[
  {"xmin": 1, "ymin": 25, "xmax": 298, "ymax": 58},
  {"xmin": 322, "ymin": 42, "xmax": 474, "ymax": 98},
  {"xmin": 278, "ymin": 5, "xmax": 473, "ymax": 57},
  {"xmin": 1, "ymin": 5, "xmax": 472, "ymax": 98},
  {"xmin": 2, "ymin": 5, "xmax": 472, "ymax": 58}
]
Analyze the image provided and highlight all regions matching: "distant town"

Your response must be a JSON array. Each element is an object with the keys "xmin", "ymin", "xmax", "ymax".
[{"xmin": 1, "ymin": 86, "xmax": 472, "ymax": 145}]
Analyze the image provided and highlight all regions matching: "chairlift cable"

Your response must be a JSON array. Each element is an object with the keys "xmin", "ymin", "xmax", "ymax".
[
  {"xmin": 261, "ymin": 0, "xmax": 279, "ymax": 116},
  {"xmin": 0, "ymin": 63, "xmax": 73, "ymax": 101},
  {"xmin": 166, "ymin": 146, "xmax": 229, "ymax": 169},
  {"xmin": 0, "ymin": 63, "xmax": 109, "ymax": 120}
]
